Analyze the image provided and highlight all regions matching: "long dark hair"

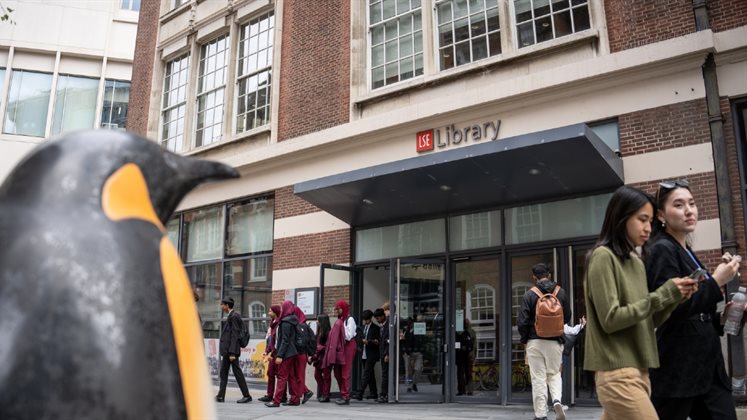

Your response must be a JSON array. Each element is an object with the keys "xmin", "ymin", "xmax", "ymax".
[
  {"xmin": 317, "ymin": 313, "xmax": 331, "ymax": 344},
  {"xmin": 593, "ymin": 185, "xmax": 654, "ymax": 260}
]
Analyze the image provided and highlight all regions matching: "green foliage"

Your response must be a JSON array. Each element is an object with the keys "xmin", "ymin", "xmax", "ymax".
[{"xmin": 0, "ymin": 4, "xmax": 15, "ymax": 25}]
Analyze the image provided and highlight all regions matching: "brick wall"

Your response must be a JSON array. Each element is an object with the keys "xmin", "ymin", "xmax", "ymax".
[
  {"xmin": 708, "ymin": 0, "xmax": 747, "ymax": 33},
  {"xmin": 277, "ymin": 1, "xmax": 350, "ymax": 141},
  {"xmin": 604, "ymin": 0, "xmax": 696, "ymax": 53},
  {"xmin": 127, "ymin": 0, "xmax": 161, "ymax": 136},
  {"xmin": 322, "ymin": 285, "xmax": 350, "ymax": 316},
  {"xmin": 619, "ymin": 99, "xmax": 710, "ymax": 156},
  {"xmin": 275, "ymin": 186, "xmax": 321, "ymax": 219},
  {"xmin": 274, "ymin": 230, "xmax": 351, "ymax": 270}
]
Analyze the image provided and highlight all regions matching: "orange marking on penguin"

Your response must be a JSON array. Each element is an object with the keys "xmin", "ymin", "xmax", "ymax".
[{"xmin": 101, "ymin": 163, "xmax": 164, "ymax": 230}]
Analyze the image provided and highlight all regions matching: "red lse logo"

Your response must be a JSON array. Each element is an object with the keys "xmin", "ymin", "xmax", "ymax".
[{"xmin": 416, "ymin": 130, "xmax": 434, "ymax": 153}]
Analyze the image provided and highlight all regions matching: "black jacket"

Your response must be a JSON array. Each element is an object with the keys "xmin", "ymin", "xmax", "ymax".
[
  {"xmin": 517, "ymin": 279, "xmax": 571, "ymax": 343},
  {"xmin": 645, "ymin": 232, "xmax": 730, "ymax": 397},
  {"xmin": 219, "ymin": 310, "xmax": 243, "ymax": 356},
  {"xmin": 276, "ymin": 315, "xmax": 299, "ymax": 359},
  {"xmin": 362, "ymin": 322, "xmax": 380, "ymax": 361},
  {"xmin": 379, "ymin": 319, "xmax": 390, "ymax": 361}
]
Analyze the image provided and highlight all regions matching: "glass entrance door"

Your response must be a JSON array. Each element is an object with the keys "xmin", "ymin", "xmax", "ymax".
[
  {"xmin": 394, "ymin": 259, "xmax": 445, "ymax": 402},
  {"xmin": 453, "ymin": 256, "xmax": 501, "ymax": 403}
]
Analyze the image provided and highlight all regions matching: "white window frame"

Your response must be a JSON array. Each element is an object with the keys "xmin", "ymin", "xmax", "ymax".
[
  {"xmin": 120, "ymin": 0, "xmax": 140, "ymax": 12},
  {"xmin": 194, "ymin": 33, "xmax": 229, "ymax": 148},
  {"xmin": 235, "ymin": 11, "xmax": 274, "ymax": 134},
  {"xmin": 434, "ymin": 0, "xmax": 502, "ymax": 71},
  {"xmin": 160, "ymin": 54, "xmax": 190, "ymax": 152},
  {"xmin": 509, "ymin": 0, "xmax": 592, "ymax": 49}
]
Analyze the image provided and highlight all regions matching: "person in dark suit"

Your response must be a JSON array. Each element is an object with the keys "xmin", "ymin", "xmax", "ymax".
[
  {"xmin": 375, "ymin": 305, "xmax": 390, "ymax": 403},
  {"xmin": 645, "ymin": 179, "xmax": 740, "ymax": 420},
  {"xmin": 216, "ymin": 297, "xmax": 252, "ymax": 403},
  {"xmin": 354, "ymin": 309, "xmax": 380, "ymax": 400}
]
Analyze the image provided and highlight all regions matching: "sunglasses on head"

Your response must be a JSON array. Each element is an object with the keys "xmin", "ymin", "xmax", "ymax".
[{"xmin": 659, "ymin": 179, "xmax": 689, "ymax": 190}]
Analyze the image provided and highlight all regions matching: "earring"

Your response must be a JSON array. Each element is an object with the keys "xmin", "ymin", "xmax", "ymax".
[{"xmin": 661, "ymin": 220, "xmax": 666, "ymax": 227}]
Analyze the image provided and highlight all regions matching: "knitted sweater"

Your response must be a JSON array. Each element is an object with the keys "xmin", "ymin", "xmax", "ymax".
[{"xmin": 583, "ymin": 246, "xmax": 682, "ymax": 371}]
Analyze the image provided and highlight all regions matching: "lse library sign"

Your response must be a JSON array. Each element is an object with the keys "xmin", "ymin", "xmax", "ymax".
[{"xmin": 417, "ymin": 119, "xmax": 501, "ymax": 153}]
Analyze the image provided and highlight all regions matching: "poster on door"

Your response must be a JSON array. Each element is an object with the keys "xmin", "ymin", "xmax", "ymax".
[{"xmin": 204, "ymin": 338, "xmax": 268, "ymax": 382}]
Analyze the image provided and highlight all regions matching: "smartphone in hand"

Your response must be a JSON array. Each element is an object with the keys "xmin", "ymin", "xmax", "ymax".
[{"xmin": 689, "ymin": 268, "xmax": 708, "ymax": 282}]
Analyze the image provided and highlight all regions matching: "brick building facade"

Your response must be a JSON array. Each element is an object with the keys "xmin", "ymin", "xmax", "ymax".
[{"xmin": 130, "ymin": 0, "xmax": 747, "ymax": 406}]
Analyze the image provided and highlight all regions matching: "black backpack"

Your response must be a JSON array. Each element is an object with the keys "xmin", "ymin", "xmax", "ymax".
[
  {"xmin": 238, "ymin": 321, "xmax": 250, "ymax": 348},
  {"xmin": 295, "ymin": 322, "xmax": 316, "ymax": 357}
]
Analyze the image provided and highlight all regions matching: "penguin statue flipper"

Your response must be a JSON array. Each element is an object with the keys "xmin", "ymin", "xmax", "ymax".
[{"xmin": 0, "ymin": 131, "xmax": 239, "ymax": 420}]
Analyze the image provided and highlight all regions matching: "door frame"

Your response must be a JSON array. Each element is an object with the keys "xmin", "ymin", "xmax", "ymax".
[{"xmin": 390, "ymin": 257, "xmax": 447, "ymax": 403}]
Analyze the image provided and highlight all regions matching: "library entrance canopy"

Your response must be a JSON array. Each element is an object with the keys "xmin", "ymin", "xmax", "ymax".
[{"xmin": 294, "ymin": 123, "xmax": 623, "ymax": 227}]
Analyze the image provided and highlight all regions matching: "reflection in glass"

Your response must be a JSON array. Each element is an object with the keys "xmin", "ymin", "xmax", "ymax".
[
  {"xmin": 223, "ymin": 257, "xmax": 273, "ymax": 336},
  {"xmin": 435, "ymin": 0, "xmax": 501, "ymax": 70},
  {"xmin": 356, "ymin": 219, "xmax": 445, "ymax": 262},
  {"xmin": 450, "ymin": 210, "xmax": 502, "ymax": 251},
  {"xmin": 4, "ymin": 70, "xmax": 53, "ymax": 137},
  {"xmin": 188, "ymin": 262, "xmax": 223, "ymax": 338},
  {"xmin": 227, "ymin": 198, "xmax": 274, "ymax": 256},
  {"xmin": 100, "ymin": 80, "xmax": 130, "ymax": 130},
  {"xmin": 183, "ymin": 206, "xmax": 225, "ymax": 262}
]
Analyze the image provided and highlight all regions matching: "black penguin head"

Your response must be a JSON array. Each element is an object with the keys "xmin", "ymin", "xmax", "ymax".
[{"xmin": 0, "ymin": 130, "xmax": 239, "ymax": 225}]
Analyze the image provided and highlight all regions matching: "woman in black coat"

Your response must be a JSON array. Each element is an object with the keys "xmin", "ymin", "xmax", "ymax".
[{"xmin": 644, "ymin": 179, "xmax": 740, "ymax": 420}]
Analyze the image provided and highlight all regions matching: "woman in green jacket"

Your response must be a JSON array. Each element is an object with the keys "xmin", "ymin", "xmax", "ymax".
[{"xmin": 583, "ymin": 186, "xmax": 697, "ymax": 419}]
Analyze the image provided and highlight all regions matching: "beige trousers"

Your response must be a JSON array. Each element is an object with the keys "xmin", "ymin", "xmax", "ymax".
[
  {"xmin": 526, "ymin": 339, "xmax": 563, "ymax": 418},
  {"xmin": 595, "ymin": 367, "xmax": 658, "ymax": 420}
]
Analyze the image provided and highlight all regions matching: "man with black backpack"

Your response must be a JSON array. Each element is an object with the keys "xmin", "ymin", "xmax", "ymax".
[
  {"xmin": 517, "ymin": 264, "xmax": 570, "ymax": 420},
  {"xmin": 216, "ymin": 297, "xmax": 252, "ymax": 404}
]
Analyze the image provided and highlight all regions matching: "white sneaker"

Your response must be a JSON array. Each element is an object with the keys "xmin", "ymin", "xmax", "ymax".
[{"xmin": 552, "ymin": 400, "xmax": 565, "ymax": 420}]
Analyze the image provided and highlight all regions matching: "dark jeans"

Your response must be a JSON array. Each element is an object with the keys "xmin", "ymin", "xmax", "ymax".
[
  {"xmin": 359, "ymin": 357, "xmax": 378, "ymax": 397},
  {"xmin": 652, "ymin": 383, "xmax": 737, "ymax": 420},
  {"xmin": 380, "ymin": 359, "xmax": 389, "ymax": 398},
  {"xmin": 217, "ymin": 354, "xmax": 250, "ymax": 398},
  {"xmin": 456, "ymin": 351, "xmax": 470, "ymax": 394}
]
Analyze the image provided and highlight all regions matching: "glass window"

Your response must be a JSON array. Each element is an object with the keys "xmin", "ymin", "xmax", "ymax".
[
  {"xmin": 4, "ymin": 70, "xmax": 52, "ymax": 137},
  {"xmin": 0, "ymin": 68, "xmax": 5, "ymax": 108},
  {"xmin": 195, "ymin": 34, "xmax": 229, "ymax": 147},
  {"xmin": 369, "ymin": 0, "xmax": 423, "ymax": 89},
  {"xmin": 505, "ymin": 193, "xmax": 611, "ymax": 244},
  {"xmin": 188, "ymin": 262, "xmax": 222, "ymax": 338},
  {"xmin": 120, "ymin": 0, "xmax": 140, "ymax": 11},
  {"xmin": 589, "ymin": 119, "xmax": 619, "ymax": 152},
  {"xmin": 100, "ymin": 79, "xmax": 130, "ymax": 131},
  {"xmin": 223, "ymin": 256, "xmax": 273, "ymax": 336},
  {"xmin": 355, "ymin": 218, "xmax": 445, "ymax": 262},
  {"xmin": 226, "ymin": 197, "xmax": 274, "ymax": 256},
  {"xmin": 436, "ymin": 0, "xmax": 501, "ymax": 70},
  {"xmin": 183, "ymin": 206, "xmax": 225, "ymax": 263},
  {"xmin": 172, "ymin": 0, "xmax": 186, "ymax": 9},
  {"xmin": 166, "ymin": 217, "xmax": 180, "ymax": 250},
  {"xmin": 52, "ymin": 75, "xmax": 99, "ymax": 135},
  {"xmin": 513, "ymin": 0, "xmax": 590, "ymax": 48},
  {"xmin": 236, "ymin": 11, "xmax": 274, "ymax": 133},
  {"xmin": 449, "ymin": 209, "xmax": 501, "ymax": 251},
  {"xmin": 161, "ymin": 54, "xmax": 189, "ymax": 152}
]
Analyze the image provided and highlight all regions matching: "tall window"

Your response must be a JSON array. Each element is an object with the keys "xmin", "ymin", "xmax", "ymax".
[
  {"xmin": 52, "ymin": 75, "xmax": 99, "ymax": 135},
  {"xmin": 120, "ymin": 0, "xmax": 140, "ymax": 11},
  {"xmin": 436, "ymin": 0, "xmax": 501, "ymax": 70},
  {"xmin": 513, "ymin": 0, "xmax": 590, "ymax": 48},
  {"xmin": 4, "ymin": 70, "xmax": 53, "ymax": 137},
  {"xmin": 161, "ymin": 54, "xmax": 189, "ymax": 152},
  {"xmin": 369, "ymin": 0, "xmax": 423, "ymax": 89},
  {"xmin": 175, "ymin": 196, "xmax": 275, "ymax": 339},
  {"xmin": 100, "ymin": 80, "xmax": 130, "ymax": 130},
  {"xmin": 236, "ymin": 12, "xmax": 274, "ymax": 133},
  {"xmin": 195, "ymin": 34, "xmax": 228, "ymax": 147}
]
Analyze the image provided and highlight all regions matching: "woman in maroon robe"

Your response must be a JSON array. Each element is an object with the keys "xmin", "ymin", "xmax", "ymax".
[{"xmin": 325, "ymin": 300, "xmax": 357, "ymax": 404}]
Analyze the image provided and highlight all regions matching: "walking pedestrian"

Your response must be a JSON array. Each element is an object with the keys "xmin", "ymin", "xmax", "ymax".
[
  {"xmin": 215, "ymin": 297, "xmax": 252, "ymax": 404},
  {"xmin": 353, "ymin": 309, "xmax": 380, "ymax": 400},
  {"xmin": 266, "ymin": 300, "xmax": 301, "ymax": 407},
  {"xmin": 583, "ymin": 185, "xmax": 697, "ymax": 419},
  {"xmin": 311, "ymin": 313, "xmax": 332, "ymax": 402},
  {"xmin": 258, "ymin": 304, "xmax": 282, "ymax": 403},
  {"xmin": 645, "ymin": 179, "xmax": 741, "ymax": 419},
  {"xmin": 517, "ymin": 263, "xmax": 571, "ymax": 420}
]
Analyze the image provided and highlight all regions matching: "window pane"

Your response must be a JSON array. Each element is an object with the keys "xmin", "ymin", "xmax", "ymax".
[
  {"xmin": 100, "ymin": 79, "xmax": 130, "ymax": 130},
  {"xmin": 449, "ymin": 210, "xmax": 501, "ymax": 251},
  {"xmin": 161, "ymin": 54, "xmax": 189, "ymax": 150},
  {"xmin": 505, "ymin": 194, "xmax": 611, "ymax": 244},
  {"xmin": 166, "ymin": 217, "xmax": 180, "ymax": 249},
  {"xmin": 589, "ymin": 120, "xmax": 619, "ymax": 151},
  {"xmin": 369, "ymin": 4, "xmax": 422, "ymax": 89},
  {"xmin": 515, "ymin": 0, "xmax": 589, "ymax": 48},
  {"xmin": 4, "ymin": 70, "xmax": 52, "ymax": 137},
  {"xmin": 355, "ymin": 219, "xmax": 446, "ymax": 262},
  {"xmin": 226, "ymin": 198, "xmax": 274, "ymax": 255},
  {"xmin": 183, "ymin": 206, "xmax": 225, "ymax": 262},
  {"xmin": 572, "ymin": 4, "xmax": 590, "ymax": 31},
  {"xmin": 223, "ymin": 257, "xmax": 273, "ymax": 336},
  {"xmin": 188, "ymin": 263, "xmax": 223, "ymax": 338},
  {"xmin": 436, "ymin": 1, "xmax": 500, "ymax": 70}
]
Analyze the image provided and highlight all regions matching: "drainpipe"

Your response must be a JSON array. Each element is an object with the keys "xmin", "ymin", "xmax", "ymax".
[{"xmin": 695, "ymin": 0, "xmax": 746, "ymax": 395}]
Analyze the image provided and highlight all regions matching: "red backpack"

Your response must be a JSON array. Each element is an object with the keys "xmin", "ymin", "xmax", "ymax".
[{"xmin": 531, "ymin": 285, "xmax": 564, "ymax": 338}]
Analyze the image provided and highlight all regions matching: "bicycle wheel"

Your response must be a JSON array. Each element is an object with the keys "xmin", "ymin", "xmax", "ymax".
[{"xmin": 481, "ymin": 368, "xmax": 499, "ymax": 390}]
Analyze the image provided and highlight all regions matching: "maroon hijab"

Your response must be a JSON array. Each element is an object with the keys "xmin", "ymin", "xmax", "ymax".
[
  {"xmin": 335, "ymin": 300, "xmax": 350, "ymax": 319},
  {"xmin": 280, "ymin": 300, "xmax": 295, "ymax": 319},
  {"xmin": 293, "ymin": 305, "xmax": 307, "ymax": 323}
]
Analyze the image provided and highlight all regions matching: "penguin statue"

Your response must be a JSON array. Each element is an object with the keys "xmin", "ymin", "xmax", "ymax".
[{"xmin": 0, "ymin": 130, "xmax": 239, "ymax": 419}]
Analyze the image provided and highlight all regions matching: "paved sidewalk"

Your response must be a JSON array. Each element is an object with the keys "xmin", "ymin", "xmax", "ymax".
[{"xmin": 214, "ymin": 386, "xmax": 602, "ymax": 420}]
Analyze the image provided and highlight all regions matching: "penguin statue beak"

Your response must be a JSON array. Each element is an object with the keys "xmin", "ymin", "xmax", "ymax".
[{"xmin": 154, "ymin": 156, "xmax": 240, "ymax": 225}]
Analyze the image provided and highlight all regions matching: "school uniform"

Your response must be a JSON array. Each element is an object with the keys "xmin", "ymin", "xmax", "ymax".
[{"xmin": 356, "ymin": 321, "xmax": 380, "ymax": 399}]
